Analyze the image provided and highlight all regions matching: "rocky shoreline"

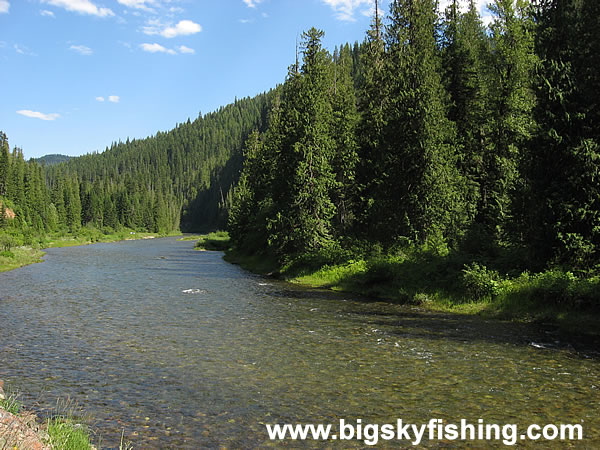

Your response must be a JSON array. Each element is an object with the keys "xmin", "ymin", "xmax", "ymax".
[{"xmin": 0, "ymin": 380, "xmax": 50, "ymax": 450}]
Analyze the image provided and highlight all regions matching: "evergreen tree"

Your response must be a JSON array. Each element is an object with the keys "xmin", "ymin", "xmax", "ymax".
[
  {"xmin": 525, "ymin": 0, "xmax": 600, "ymax": 269},
  {"xmin": 330, "ymin": 43, "xmax": 359, "ymax": 233},
  {"xmin": 356, "ymin": 0, "xmax": 388, "ymax": 239},
  {"xmin": 382, "ymin": 0, "xmax": 466, "ymax": 245},
  {"xmin": 268, "ymin": 28, "xmax": 337, "ymax": 257},
  {"xmin": 482, "ymin": 0, "xmax": 536, "ymax": 244},
  {"xmin": 442, "ymin": 0, "xmax": 489, "ymax": 231},
  {"xmin": 0, "ymin": 132, "xmax": 9, "ymax": 197}
]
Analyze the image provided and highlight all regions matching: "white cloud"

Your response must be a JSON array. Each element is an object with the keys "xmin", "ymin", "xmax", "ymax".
[
  {"xmin": 70, "ymin": 44, "xmax": 93, "ymax": 55},
  {"xmin": 96, "ymin": 96, "xmax": 105, "ymax": 102},
  {"xmin": 140, "ymin": 42, "xmax": 176, "ymax": 54},
  {"xmin": 142, "ymin": 18, "xmax": 202, "ymax": 38},
  {"xmin": 0, "ymin": 1, "xmax": 10, "ymax": 14},
  {"xmin": 321, "ymin": 0, "xmax": 373, "ymax": 22},
  {"xmin": 243, "ymin": 0, "xmax": 262, "ymax": 7},
  {"xmin": 41, "ymin": 9, "xmax": 56, "ymax": 17},
  {"xmin": 177, "ymin": 45, "xmax": 194, "ymax": 54},
  {"xmin": 117, "ymin": 0, "xmax": 156, "ymax": 12},
  {"xmin": 14, "ymin": 44, "xmax": 36, "ymax": 56},
  {"xmin": 17, "ymin": 110, "xmax": 60, "ymax": 121},
  {"xmin": 108, "ymin": 95, "xmax": 120, "ymax": 103},
  {"xmin": 160, "ymin": 19, "xmax": 202, "ymax": 38},
  {"xmin": 41, "ymin": 0, "xmax": 114, "ymax": 17},
  {"xmin": 239, "ymin": 18, "xmax": 252, "ymax": 24}
]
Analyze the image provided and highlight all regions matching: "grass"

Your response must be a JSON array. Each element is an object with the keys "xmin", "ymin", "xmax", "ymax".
[
  {"xmin": 46, "ymin": 418, "xmax": 92, "ymax": 450},
  {"xmin": 0, "ymin": 227, "xmax": 182, "ymax": 273},
  {"xmin": 0, "ymin": 247, "xmax": 45, "ymax": 273},
  {"xmin": 225, "ymin": 244, "xmax": 600, "ymax": 337},
  {"xmin": 193, "ymin": 231, "xmax": 231, "ymax": 251},
  {"xmin": 0, "ymin": 387, "xmax": 94, "ymax": 450},
  {"xmin": 0, "ymin": 388, "xmax": 22, "ymax": 415}
]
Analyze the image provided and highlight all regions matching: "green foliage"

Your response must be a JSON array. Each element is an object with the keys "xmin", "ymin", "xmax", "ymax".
[
  {"xmin": 0, "ymin": 233, "xmax": 16, "ymax": 251},
  {"xmin": 0, "ymin": 390, "xmax": 22, "ymax": 415},
  {"xmin": 47, "ymin": 418, "xmax": 92, "ymax": 450},
  {"xmin": 462, "ymin": 263, "xmax": 503, "ymax": 300},
  {"xmin": 194, "ymin": 231, "xmax": 231, "ymax": 251}
]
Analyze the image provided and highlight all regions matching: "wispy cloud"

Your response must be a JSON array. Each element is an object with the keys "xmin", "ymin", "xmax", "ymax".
[
  {"xmin": 17, "ymin": 110, "xmax": 60, "ymax": 121},
  {"xmin": 117, "ymin": 0, "xmax": 156, "ymax": 13},
  {"xmin": 243, "ymin": 0, "xmax": 262, "ymax": 8},
  {"xmin": 70, "ymin": 44, "xmax": 93, "ymax": 55},
  {"xmin": 0, "ymin": 0, "xmax": 9, "ymax": 14},
  {"xmin": 41, "ymin": 0, "xmax": 114, "ymax": 18},
  {"xmin": 14, "ymin": 44, "xmax": 36, "ymax": 56},
  {"xmin": 321, "ymin": 0, "xmax": 373, "ymax": 22},
  {"xmin": 41, "ymin": 9, "xmax": 56, "ymax": 17},
  {"xmin": 96, "ymin": 96, "xmax": 105, "ymax": 102},
  {"xmin": 143, "ymin": 19, "xmax": 202, "ymax": 38},
  {"xmin": 140, "ymin": 42, "xmax": 176, "ymax": 54},
  {"xmin": 108, "ymin": 95, "xmax": 120, "ymax": 103},
  {"xmin": 177, "ymin": 45, "xmax": 194, "ymax": 54}
]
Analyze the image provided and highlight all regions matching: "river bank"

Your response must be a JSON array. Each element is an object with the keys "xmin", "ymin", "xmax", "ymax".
[
  {"xmin": 0, "ymin": 229, "xmax": 180, "ymax": 273},
  {"xmin": 191, "ymin": 233, "xmax": 600, "ymax": 339},
  {"xmin": 0, "ymin": 381, "xmax": 92, "ymax": 449}
]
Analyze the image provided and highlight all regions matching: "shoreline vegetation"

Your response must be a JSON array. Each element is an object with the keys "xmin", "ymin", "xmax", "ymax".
[
  {"xmin": 194, "ymin": 232, "xmax": 600, "ymax": 339},
  {"xmin": 0, "ymin": 228, "xmax": 181, "ymax": 274},
  {"xmin": 0, "ymin": 382, "xmax": 94, "ymax": 449}
]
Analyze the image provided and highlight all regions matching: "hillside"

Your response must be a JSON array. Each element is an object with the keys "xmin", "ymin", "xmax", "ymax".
[{"xmin": 35, "ymin": 154, "xmax": 71, "ymax": 166}]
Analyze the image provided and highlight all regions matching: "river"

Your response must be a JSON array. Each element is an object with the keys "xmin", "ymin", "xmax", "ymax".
[{"xmin": 0, "ymin": 237, "xmax": 598, "ymax": 448}]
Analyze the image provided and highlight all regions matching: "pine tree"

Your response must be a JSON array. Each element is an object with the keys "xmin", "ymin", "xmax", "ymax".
[
  {"xmin": 525, "ymin": 0, "xmax": 600, "ymax": 269},
  {"xmin": 482, "ymin": 0, "xmax": 536, "ymax": 244},
  {"xmin": 382, "ymin": 0, "xmax": 466, "ymax": 246},
  {"xmin": 268, "ymin": 28, "xmax": 337, "ymax": 258},
  {"xmin": 0, "ymin": 132, "xmax": 9, "ymax": 197},
  {"xmin": 330, "ymin": 43, "xmax": 359, "ymax": 234},
  {"xmin": 356, "ymin": 0, "xmax": 388, "ymax": 239},
  {"xmin": 442, "ymin": 0, "xmax": 489, "ymax": 231}
]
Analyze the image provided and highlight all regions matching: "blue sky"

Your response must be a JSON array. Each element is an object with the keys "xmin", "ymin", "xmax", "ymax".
[{"xmin": 0, "ymin": 0, "xmax": 493, "ymax": 159}]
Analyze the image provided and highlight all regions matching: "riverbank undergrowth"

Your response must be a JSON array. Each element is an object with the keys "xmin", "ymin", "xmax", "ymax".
[
  {"xmin": 222, "ymin": 236, "xmax": 600, "ymax": 337},
  {"xmin": 0, "ymin": 226, "xmax": 180, "ymax": 273}
]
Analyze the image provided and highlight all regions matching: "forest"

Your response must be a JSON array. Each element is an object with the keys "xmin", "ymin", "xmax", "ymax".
[
  {"xmin": 227, "ymin": 0, "xmax": 600, "ymax": 317},
  {"xmin": 0, "ymin": 93, "xmax": 271, "ymax": 250},
  {"xmin": 1, "ymin": 0, "xmax": 599, "ymax": 317}
]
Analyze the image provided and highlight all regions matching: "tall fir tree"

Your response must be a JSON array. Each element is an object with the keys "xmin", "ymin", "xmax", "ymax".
[
  {"xmin": 382, "ymin": 0, "xmax": 466, "ymax": 246},
  {"xmin": 482, "ymin": 0, "xmax": 536, "ymax": 245},
  {"xmin": 268, "ymin": 28, "xmax": 337, "ymax": 258}
]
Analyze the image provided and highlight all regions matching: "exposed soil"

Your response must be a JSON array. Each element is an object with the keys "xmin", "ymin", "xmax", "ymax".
[{"xmin": 0, "ymin": 380, "xmax": 50, "ymax": 450}]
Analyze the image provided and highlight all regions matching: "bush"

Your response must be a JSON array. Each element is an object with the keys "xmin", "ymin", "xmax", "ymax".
[
  {"xmin": 0, "ymin": 250, "xmax": 15, "ymax": 258},
  {"xmin": 462, "ymin": 263, "xmax": 502, "ymax": 300},
  {"xmin": 0, "ymin": 233, "xmax": 17, "ymax": 252}
]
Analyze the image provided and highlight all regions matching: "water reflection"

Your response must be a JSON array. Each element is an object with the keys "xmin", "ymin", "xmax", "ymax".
[{"xmin": 0, "ymin": 237, "xmax": 598, "ymax": 448}]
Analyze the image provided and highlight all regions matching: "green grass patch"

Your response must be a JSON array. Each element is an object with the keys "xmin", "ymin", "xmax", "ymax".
[
  {"xmin": 0, "ymin": 389, "xmax": 22, "ymax": 415},
  {"xmin": 47, "ymin": 417, "xmax": 93, "ymax": 450},
  {"xmin": 0, "ymin": 227, "xmax": 182, "ymax": 273},
  {"xmin": 0, "ymin": 247, "xmax": 45, "ymax": 273},
  {"xmin": 194, "ymin": 231, "xmax": 231, "ymax": 251},
  {"xmin": 228, "ymin": 244, "xmax": 600, "ymax": 336}
]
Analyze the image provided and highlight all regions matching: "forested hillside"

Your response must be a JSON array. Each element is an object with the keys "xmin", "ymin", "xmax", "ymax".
[
  {"xmin": 229, "ymin": 0, "xmax": 600, "ymax": 304},
  {"xmin": 1, "ymin": 93, "xmax": 271, "ymax": 246},
  {"xmin": 2, "ymin": 0, "xmax": 599, "ymax": 309}
]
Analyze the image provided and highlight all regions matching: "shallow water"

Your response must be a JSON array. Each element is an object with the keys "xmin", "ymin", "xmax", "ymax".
[{"xmin": 0, "ymin": 237, "xmax": 598, "ymax": 448}]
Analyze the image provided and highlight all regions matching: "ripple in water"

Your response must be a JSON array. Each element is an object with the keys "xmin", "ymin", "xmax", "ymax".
[{"xmin": 0, "ymin": 237, "xmax": 598, "ymax": 448}]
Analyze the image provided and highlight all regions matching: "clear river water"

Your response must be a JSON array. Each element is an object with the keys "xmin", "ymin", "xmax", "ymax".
[{"xmin": 0, "ymin": 237, "xmax": 598, "ymax": 448}]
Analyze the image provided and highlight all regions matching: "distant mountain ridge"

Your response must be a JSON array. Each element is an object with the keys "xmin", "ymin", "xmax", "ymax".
[{"xmin": 35, "ymin": 154, "xmax": 71, "ymax": 165}]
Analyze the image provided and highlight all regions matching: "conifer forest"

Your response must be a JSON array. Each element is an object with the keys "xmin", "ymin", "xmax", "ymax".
[{"xmin": 2, "ymin": 0, "xmax": 599, "ymax": 308}]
